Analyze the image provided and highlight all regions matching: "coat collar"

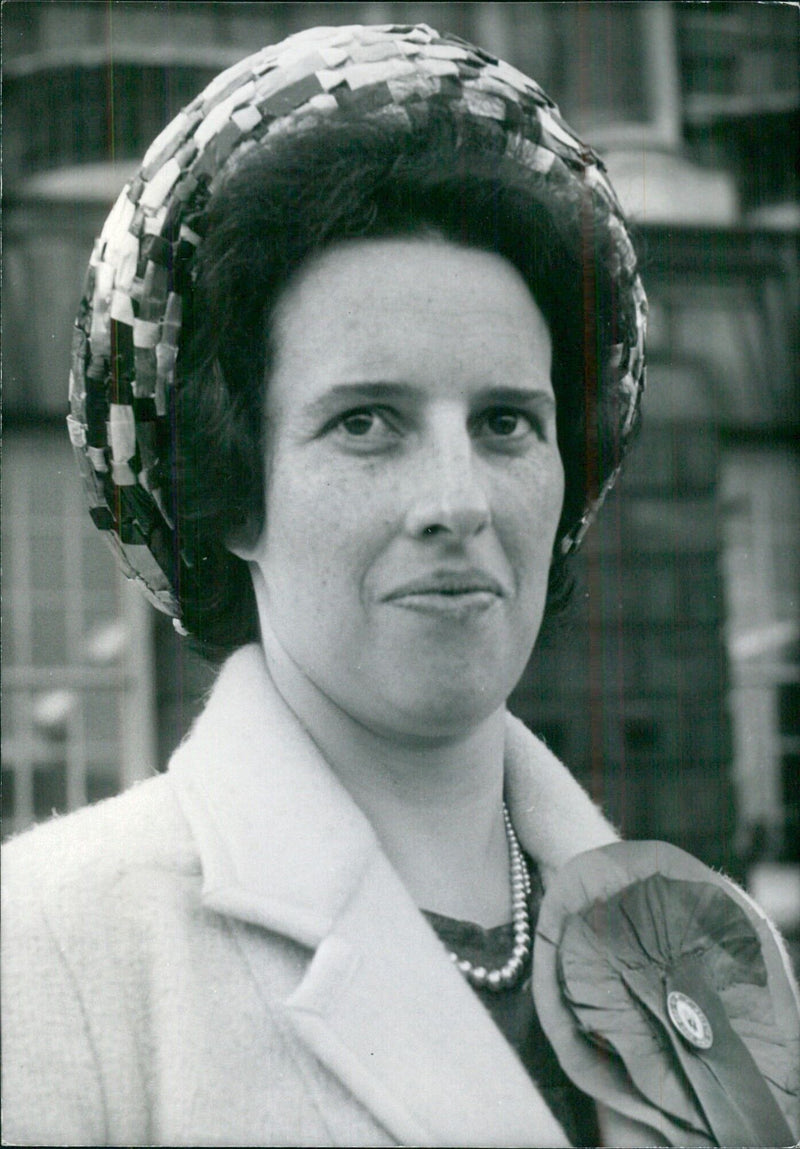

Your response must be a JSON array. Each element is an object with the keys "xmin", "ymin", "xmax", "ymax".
[{"xmin": 169, "ymin": 644, "xmax": 618, "ymax": 1146}]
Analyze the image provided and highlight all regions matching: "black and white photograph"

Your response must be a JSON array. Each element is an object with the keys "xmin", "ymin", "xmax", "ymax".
[{"xmin": 2, "ymin": 3, "xmax": 799, "ymax": 1145}]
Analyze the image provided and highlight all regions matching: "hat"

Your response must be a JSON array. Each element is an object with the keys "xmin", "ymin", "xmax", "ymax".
[{"xmin": 68, "ymin": 23, "xmax": 647, "ymax": 623}]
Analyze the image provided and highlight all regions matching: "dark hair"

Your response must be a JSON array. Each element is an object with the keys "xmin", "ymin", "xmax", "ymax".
[{"xmin": 172, "ymin": 107, "xmax": 627, "ymax": 661}]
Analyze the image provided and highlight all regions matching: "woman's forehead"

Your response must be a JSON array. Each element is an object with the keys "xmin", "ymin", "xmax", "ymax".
[
  {"xmin": 267, "ymin": 237, "xmax": 553, "ymax": 410},
  {"xmin": 272, "ymin": 237, "xmax": 550, "ymax": 349}
]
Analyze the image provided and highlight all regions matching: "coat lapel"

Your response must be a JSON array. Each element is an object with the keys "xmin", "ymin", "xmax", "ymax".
[
  {"xmin": 284, "ymin": 847, "xmax": 571, "ymax": 1147},
  {"xmin": 169, "ymin": 645, "xmax": 616, "ymax": 1146}
]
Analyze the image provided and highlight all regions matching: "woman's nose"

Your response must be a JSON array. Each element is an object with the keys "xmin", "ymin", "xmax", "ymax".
[{"xmin": 403, "ymin": 427, "xmax": 491, "ymax": 541}]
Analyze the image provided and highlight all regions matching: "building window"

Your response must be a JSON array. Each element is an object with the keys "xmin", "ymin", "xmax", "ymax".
[{"xmin": 2, "ymin": 426, "xmax": 157, "ymax": 839}]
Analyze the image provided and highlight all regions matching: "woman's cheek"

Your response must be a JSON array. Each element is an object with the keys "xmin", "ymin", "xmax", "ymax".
[{"xmin": 503, "ymin": 449, "xmax": 564, "ymax": 522}]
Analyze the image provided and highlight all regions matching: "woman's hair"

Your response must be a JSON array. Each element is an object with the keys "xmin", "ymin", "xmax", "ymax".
[{"xmin": 170, "ymin": 106, "xmax": 628, "ymax": 660}]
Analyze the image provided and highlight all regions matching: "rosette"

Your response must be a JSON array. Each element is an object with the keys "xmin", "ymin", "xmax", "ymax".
[{"xmin": 533, "ymin": 841, "xmax": 799, "ymax": 1146}]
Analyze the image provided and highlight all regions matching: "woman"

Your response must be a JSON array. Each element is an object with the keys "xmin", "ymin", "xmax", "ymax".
[{"xmin": 3, "ymin": 24, "xmax": 798, "ymax": 1148}]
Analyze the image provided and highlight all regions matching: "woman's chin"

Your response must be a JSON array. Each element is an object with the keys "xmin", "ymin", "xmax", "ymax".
[
  {"xmin": 333, "ymin": 640, "xmax": 535, "ymax": 742},
  {"xmin": 357, "ymin": 679, "xmax": 513, "ymax": 743}
]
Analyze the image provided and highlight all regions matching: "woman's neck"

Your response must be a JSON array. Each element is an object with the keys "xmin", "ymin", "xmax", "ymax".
[{"xmin": 262, "ymin": 634, "xmax": 513, "ymax": 928}]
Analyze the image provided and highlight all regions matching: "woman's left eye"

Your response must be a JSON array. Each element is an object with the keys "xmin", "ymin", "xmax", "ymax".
[{"xmin": 477, "ymin": 408, "xmax": 537, "ymax": 441}]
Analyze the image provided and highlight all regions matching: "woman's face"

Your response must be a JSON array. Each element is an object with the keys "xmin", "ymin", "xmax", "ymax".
[{"xmin": 243, "ymin": 239, "xmax": 564, "ymax": 741}]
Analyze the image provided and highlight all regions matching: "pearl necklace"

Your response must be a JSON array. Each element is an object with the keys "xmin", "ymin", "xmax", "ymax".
[{"xmin": 449, "ymin": 803, "xmax": 532, "ymax": 992}]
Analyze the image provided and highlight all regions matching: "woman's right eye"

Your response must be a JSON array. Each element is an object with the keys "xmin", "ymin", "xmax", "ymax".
[
  {"xmin": 340, "ymin": 410, "xmax": 379, "ymax": 436},
  {"xmin": 327, "ymin": 406, "xmax": 400, "ymax": 450}
]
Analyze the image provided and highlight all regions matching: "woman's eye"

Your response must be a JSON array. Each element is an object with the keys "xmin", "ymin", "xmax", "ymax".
[
  {"xmin": 479, "ymin": 408, "xmax": 536, "ymax": 440},
  {"xmin": 330, "ymin": 407, "xmax": 399, "ymax": 448},
  {"xmin": 340, "ymin": 410, "xmax": 379, "ymax": 436}
]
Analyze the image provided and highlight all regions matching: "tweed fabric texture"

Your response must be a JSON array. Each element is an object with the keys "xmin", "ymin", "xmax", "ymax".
[{"xmin": 68, "ymin": 23, "xmax": 648, "ymax": 620}]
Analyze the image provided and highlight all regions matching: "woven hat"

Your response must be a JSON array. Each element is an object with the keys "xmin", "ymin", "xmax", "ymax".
[{"xmin": 68, "ymin": 23, "xmax": 647, "ymax": 624}]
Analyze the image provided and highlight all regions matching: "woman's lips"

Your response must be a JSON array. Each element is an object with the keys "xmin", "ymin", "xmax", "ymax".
[{"xmin": 382, "ymin": 571, "xmax": 505, "ymax": 615}]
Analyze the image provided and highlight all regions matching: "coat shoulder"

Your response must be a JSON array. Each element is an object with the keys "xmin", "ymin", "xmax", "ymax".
[
  {"xmin": 2, "ymin": 774, "xmax": 199, "ymax": 920},
  {"xmin": 1, "ymin": 775, "xmax": 205, "ymax": 1146}
]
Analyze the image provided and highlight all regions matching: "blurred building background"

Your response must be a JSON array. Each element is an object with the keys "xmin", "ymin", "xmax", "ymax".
[{"xmin": 3, "ymin": 2, "xmax": 798, "ymax": 950}]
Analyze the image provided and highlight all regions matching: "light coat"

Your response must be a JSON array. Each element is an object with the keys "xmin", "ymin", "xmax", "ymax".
[{"xmin": 2, "ymin": 644, "xmax": 667, "ymax": 1146}]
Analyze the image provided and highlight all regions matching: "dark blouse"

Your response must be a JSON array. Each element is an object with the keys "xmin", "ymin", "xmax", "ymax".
[{"xmin": 424, "ymin": 861, "xmax": 600, "ymax": 1148}]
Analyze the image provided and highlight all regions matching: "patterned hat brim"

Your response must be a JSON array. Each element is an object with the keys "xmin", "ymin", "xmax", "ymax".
[{"xmin": 68, "ymin": 23, "xmax": 647, "ymax": 623}]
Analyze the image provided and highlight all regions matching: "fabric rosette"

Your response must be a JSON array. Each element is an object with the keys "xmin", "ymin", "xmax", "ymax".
[{"xmin": 533, "ymin": 841, "xmax": 799, "ymax": 1146}]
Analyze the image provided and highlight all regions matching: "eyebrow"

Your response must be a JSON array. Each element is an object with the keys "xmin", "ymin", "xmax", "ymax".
[
  {"xmin": 473, "ymin": 386, "xmax": 556, "ymax": 411},
  {"xmin": 302, "ymin": 381, "xmax": 556, "ymax": 418}
]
